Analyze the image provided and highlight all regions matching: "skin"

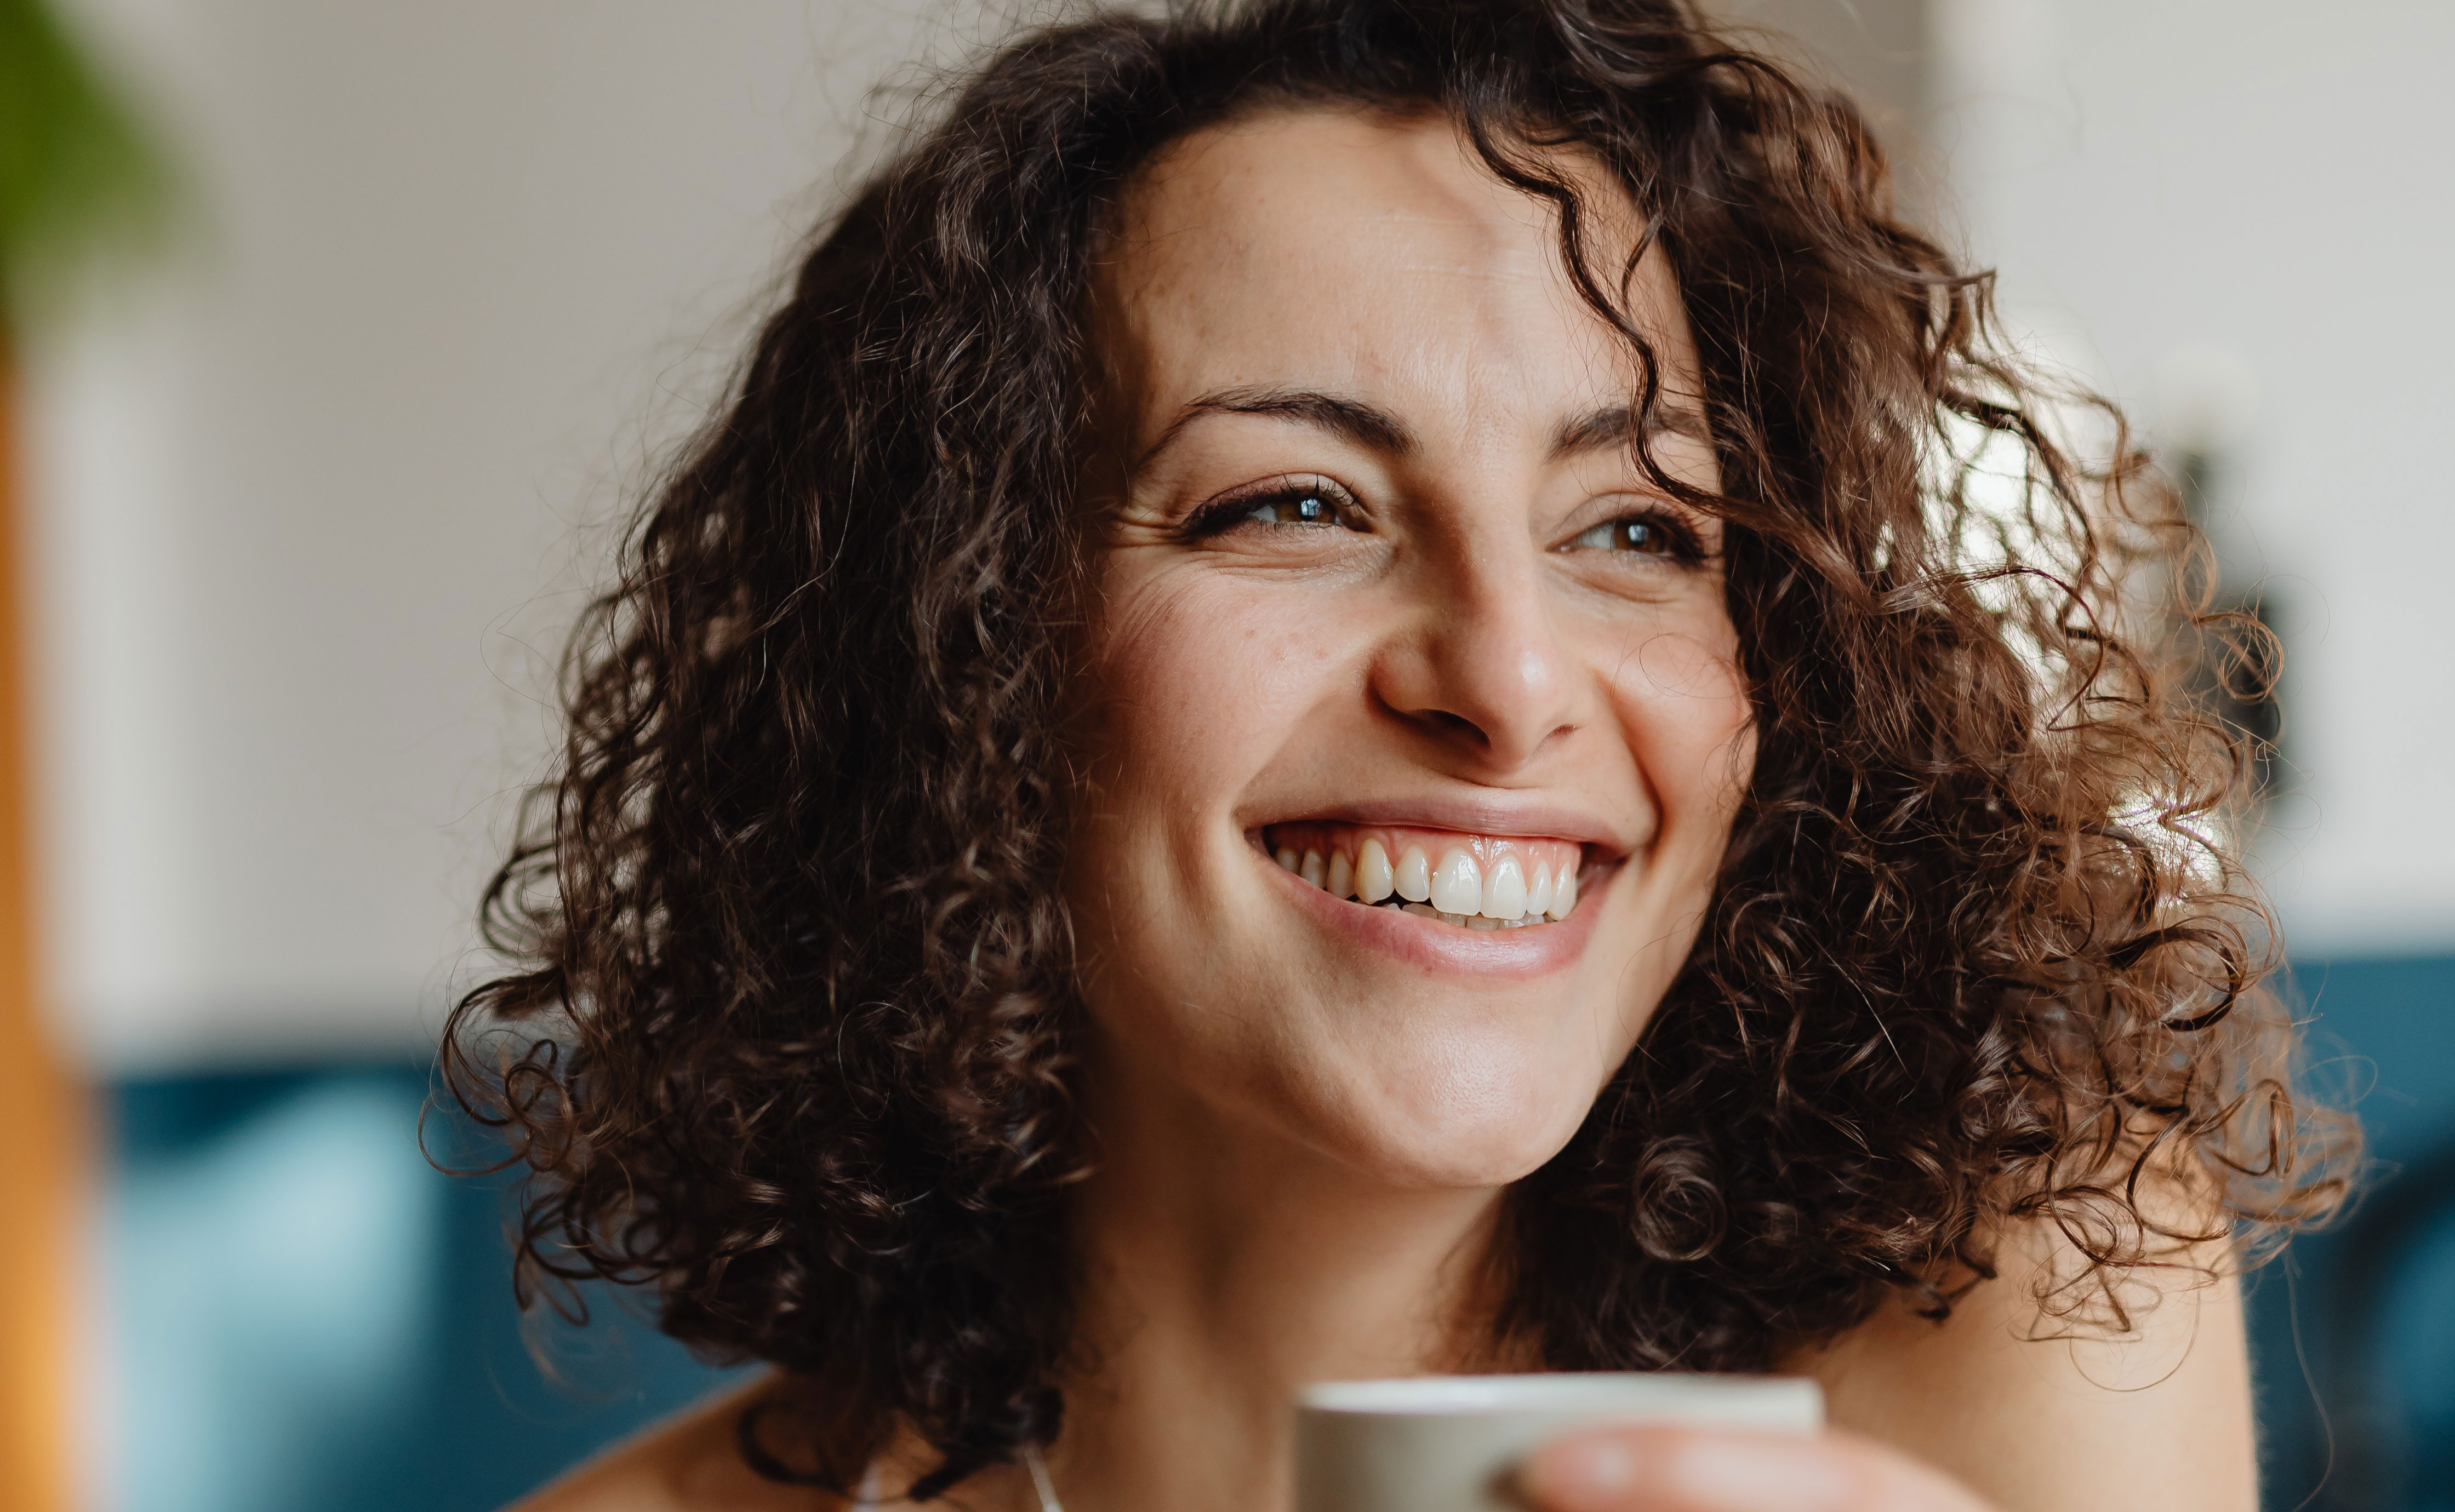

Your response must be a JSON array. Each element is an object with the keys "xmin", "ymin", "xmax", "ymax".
[{"xmin": 516, "ymin": 108, "xmax": 2257, "ymax": 1512}]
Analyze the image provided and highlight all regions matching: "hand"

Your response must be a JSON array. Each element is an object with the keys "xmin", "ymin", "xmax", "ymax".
[{"xmin": 1518, "ymin": 1425, "xmax": 1995, "ymax": 1512}]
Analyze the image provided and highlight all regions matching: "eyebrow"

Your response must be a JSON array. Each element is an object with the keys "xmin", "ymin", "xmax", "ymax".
[
  {"xmin": 1548, "ymin": 401, "xmax": 1715, "ymax": 460},
  {"xmin": 1137, "ymin": 386, "xmax": 1414, "ymax": 471},
  {"xmin": 1134, "ymin": 385, "xmax": 1715, "ymax": 472}
]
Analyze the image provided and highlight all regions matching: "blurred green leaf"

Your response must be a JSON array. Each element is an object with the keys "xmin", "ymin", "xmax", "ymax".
[{"xmin": 0, "ymin": 0, "xmax": 170, "ymax": 325}]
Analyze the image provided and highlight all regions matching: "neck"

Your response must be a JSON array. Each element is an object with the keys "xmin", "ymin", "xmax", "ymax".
[{"xmin": 1049, "ymin": 1058, "xmax": 1520, "ymax": 1512}]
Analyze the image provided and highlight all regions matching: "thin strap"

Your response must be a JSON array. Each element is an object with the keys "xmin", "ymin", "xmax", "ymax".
[
  {"xmin": 846, "ymin": 1449, "xmax": 1058, "ymax": 1512},
  {"xmin": 1023, "ymin": 1444, "xmax": 1063, "ymax": 1512}
]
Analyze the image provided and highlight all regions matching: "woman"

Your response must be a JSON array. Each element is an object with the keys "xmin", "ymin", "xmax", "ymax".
[{"xmin": 446, "ymin": 0, "xmax": 2345, "ymax": 1507}]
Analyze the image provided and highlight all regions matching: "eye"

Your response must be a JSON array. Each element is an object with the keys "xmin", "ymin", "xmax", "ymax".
[
  {"xmin": 1241, "ymin": 485, "xmax": 1350, "ymax": 528},
  {"xmin": 1185, "ymin": 477, "xmax": 1365, "ymax": 539},
  {"xmin": 1568, "ymin": 513, "xmax": 1686, "ymax": 557}
]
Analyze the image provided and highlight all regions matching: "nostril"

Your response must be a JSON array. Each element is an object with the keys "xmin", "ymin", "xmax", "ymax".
[
  {"xmin": 1369, "ymin": 650, "xmax": 1574, "ymax": 768},
  {"xmin": 1414, "ymin": 708, "xmax": 1486, "ymax": 743}
]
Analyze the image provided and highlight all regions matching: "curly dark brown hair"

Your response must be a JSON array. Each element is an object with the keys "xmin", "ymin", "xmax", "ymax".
[{"xmin": 442, "ymin": 0, "xmax": 2351, "ymax": 1497}]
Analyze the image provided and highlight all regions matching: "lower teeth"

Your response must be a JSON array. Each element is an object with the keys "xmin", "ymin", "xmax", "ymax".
[{"xmin": 1383, "ymin": 901, "xmax": 1535, "ymax": 929}]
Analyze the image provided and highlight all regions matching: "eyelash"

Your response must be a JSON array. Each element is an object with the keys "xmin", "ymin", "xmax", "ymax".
[
  {"xmin": 1563, "ymin": 510, "xmax": 1706, "ymax": 564},
  {"xmin": 1180, "ymin": 479, "xmax": 1706, "ymax": 565},
  {"xmin": 1180, "ymin": 477, "xmax": 1364, "ymax": 539}
]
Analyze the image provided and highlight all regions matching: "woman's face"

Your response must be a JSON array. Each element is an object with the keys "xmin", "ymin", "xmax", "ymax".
[{"xmin": 1070, "ymin": 108, "xmax": 1754, "ymax": 1189}]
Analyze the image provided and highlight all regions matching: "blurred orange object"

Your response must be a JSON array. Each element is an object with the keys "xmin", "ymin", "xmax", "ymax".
[{"xmin": 0, "ymin": 352, "xmax": 81, "ymax": 1512}]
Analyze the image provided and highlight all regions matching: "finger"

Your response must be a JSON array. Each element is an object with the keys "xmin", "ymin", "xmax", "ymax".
[{"xmin": 1518, "ymin": 1425, "xmax": 1992, "ymax": 1512}]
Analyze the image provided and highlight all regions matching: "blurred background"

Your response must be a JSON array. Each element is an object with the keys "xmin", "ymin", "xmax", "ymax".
[{"xmin": 0, "ymin": 0, "xmax": 2446, "ymax": 1508}]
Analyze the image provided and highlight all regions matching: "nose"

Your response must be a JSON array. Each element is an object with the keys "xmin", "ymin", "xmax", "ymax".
[{"xmin": 1371, "ymin": 532, "xmax": 1582, "ymax": 772}]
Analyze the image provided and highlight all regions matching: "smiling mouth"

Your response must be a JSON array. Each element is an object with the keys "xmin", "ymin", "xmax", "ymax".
[{"xmin": 1259, "ymin": 822, "xmax": 1589, "ymax": 930}]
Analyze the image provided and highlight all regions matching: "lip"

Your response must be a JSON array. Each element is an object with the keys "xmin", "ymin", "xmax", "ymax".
[
  {"xmin": 1256, "ymin": 840, "xmax": 1618, "ymax": 979},
  {"xmin": 1248, "ymin": 793, "xmax": 1645, "ymax": 864}
]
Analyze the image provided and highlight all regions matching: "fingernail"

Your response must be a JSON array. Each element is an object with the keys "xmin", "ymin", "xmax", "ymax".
[{"xmin": 1521, "ymin": 1435, "xmax": 1640, "ymax": 1510}]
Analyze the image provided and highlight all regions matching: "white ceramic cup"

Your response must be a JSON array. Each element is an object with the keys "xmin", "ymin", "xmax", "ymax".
[{"xmin": 1293, "ymin": 1372, "xmax": 1825, "ymax": 1512}]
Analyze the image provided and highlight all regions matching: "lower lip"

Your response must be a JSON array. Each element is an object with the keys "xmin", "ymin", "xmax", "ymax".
[{"xmin": 1260, "ymin": 849, "xmax": 1613, "ymax": 979}]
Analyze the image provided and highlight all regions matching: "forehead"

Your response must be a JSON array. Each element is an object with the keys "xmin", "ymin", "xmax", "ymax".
[{"xmin": 1093, "ymin": 108, "xmax": 1695, "ymax": 453}]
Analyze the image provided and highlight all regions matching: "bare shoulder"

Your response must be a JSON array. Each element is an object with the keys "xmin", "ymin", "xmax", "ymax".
[
  {"xmin": 510, "ymin": 1375, "xmax": 844, "ymax": 1512},
  {"xmin": 1788, "ymin": 1217, "xmax": 2256, "ymax": 1512}
]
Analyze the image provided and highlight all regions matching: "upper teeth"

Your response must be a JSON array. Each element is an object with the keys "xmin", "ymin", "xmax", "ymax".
[{"xmin": 1270, "ymin": 829, "xmax": 1583, "ymax": 924}]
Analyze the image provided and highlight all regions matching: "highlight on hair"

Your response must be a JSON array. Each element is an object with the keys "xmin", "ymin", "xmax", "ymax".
[{"xmin": 441, "ymin": 0, "xmax": 2351, "ymax": 1496}]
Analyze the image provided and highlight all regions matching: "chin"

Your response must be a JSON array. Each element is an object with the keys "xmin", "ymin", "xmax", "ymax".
[
  {"xmin": 1337, "ymin": 1122, "xmax": 1588, "ymax": 1193},
  {"xmin": 1281, "ymin": 1034, "xmax": 1614, "ymax": 1192}
]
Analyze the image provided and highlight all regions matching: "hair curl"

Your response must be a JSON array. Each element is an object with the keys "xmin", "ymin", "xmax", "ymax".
[{"xmin": 443, "ymin": 0, "xmax": 2351, "ymax": 1496}]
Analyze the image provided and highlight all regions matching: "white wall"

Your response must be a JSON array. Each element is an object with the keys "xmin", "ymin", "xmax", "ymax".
[
  {"xmin": 1930, "ymin": 0, "xmax": 2455, "ymax": 955},
  {"xmin": 24, "ymin": 0, "xmax": 966, "ymax": 1072}
]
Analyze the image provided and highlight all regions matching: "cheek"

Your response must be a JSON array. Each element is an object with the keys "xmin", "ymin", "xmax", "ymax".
[
  {"xmin": 1082, "ymin": 566, "xmax": 1343, "ymax": 807},
  {"xmin": 1631, "ymin": 625, "xmax": 1753, "ymax": 773},
  {"xmin": 1568, "ymin": 617, "xmax": 1750, "ymax": 1066},
  {"xmin": 1608, "ymin": 619, "xmax": 1755, "ymax": 874},
  {"xmin": 1068, "ymin": 561, "xmax": 1359, "ymax": 981}
]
